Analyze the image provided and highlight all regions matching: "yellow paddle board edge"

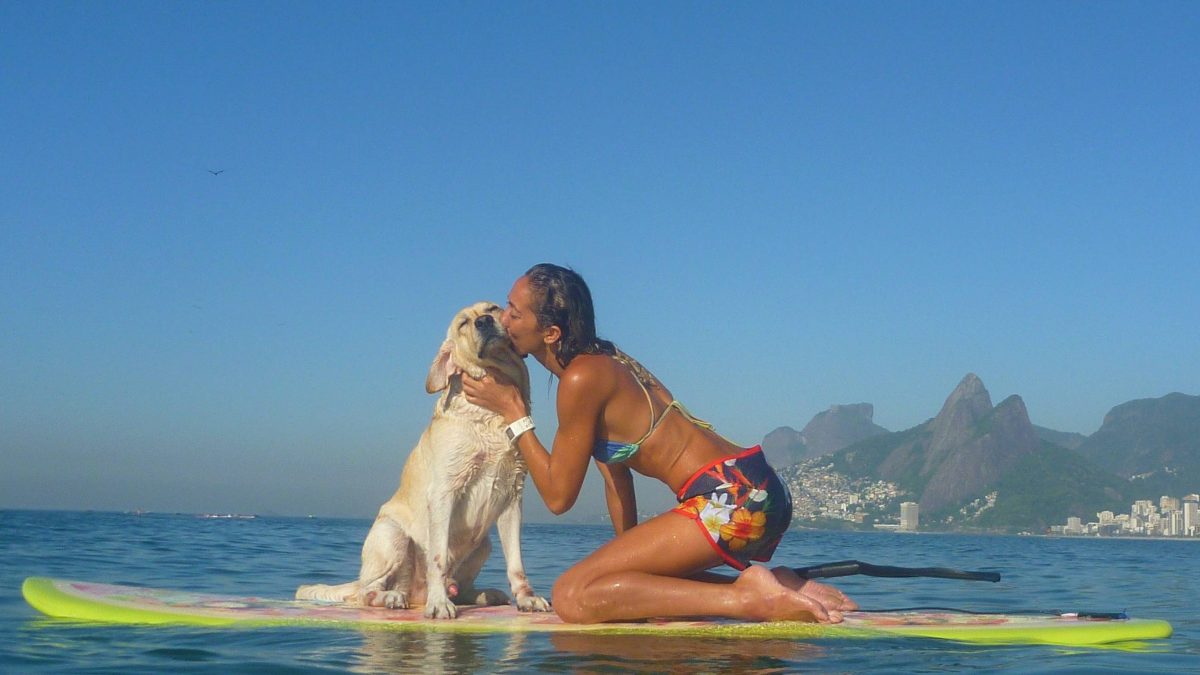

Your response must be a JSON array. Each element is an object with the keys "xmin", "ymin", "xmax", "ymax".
[{"xmin": 21, "ymin": 577, "xmax": 1172, "ymax": 645}]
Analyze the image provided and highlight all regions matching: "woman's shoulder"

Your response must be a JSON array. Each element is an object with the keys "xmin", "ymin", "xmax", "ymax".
[
  {"xmin": 564, "ymin": 351, "xmax": 664, "ymax": 393},
  {"xmin": 561, "ymin": 353, "xmax": 621, "ymax": 384},
  {"xmin": 554, "ymin": 355, "xmax": 619, "ymax": 409}
]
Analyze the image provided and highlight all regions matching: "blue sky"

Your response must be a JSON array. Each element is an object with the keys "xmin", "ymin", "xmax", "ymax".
[{"xmin": 2, "ymin": 2, "xmax": 1197, "ymax": 520}]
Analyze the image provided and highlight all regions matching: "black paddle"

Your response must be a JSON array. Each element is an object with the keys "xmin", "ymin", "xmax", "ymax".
[{"xmin": 792, "ymin": 559, "xmax": 1001, "ymax": 583}]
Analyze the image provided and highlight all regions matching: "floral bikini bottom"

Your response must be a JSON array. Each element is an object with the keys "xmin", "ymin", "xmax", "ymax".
[{"xmin": 671, "ymin": 445, "xmax": 793, "ymax": 570}]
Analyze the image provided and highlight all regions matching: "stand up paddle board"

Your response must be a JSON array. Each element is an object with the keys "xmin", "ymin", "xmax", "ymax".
[{"xmin": 22, "ymin": 577, "xmax": 1171, "ymax": 646}]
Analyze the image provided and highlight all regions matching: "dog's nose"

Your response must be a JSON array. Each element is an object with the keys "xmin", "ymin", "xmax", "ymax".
[{"xmin": 474, "ymin": 315, "xmax": 495, "ymax": 329}]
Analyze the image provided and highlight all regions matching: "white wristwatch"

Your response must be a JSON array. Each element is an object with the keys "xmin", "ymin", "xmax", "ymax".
[{"xmin": 505, "ymin": 416, "xmax": 535, "ymax": 442}]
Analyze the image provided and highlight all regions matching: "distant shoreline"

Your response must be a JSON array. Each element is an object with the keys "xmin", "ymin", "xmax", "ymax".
[
  {"xmin": 1035, "ymin": 533, "xmax": 1200, "ymax": 543},
  {"xmin": 5, "ymin": 509, "xmax": 1198, "ymax": 542},
  {"xmin": 789, "ymin": 523, "xmax": 1200, "ymax": 541}
]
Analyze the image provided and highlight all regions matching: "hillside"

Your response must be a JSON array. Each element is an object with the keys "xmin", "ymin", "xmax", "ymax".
[
  {"xmin": 1075, "ymin": 392, "xmax": 1200, "ymax": 496},
  {"xmin": 968, "ymin": 442, "xmax": 1129, "ymax": 532},
  {"xmin": 1033, "ymin": 425, "xmax": 1087, "ymax": 450}
]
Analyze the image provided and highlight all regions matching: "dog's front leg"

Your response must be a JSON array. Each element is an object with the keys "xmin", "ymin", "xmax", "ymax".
[
  {"xmin": 422, "ymin": 487, "xmax": 458, "ymax": 619},
  {"xmin": 496, "ymin": 499, "xmax": 550, "ymax": 612}
]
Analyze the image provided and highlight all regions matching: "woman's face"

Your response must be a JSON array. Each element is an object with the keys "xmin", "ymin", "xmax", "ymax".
[{"xmin": 502, "ymin": 275, "xmax": 548, "ymax": 358}]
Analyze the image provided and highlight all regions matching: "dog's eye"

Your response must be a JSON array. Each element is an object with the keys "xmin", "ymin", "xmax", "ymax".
[{"xmin": 458, "ymin": 319, "xmax": 469, "ymax": 329}]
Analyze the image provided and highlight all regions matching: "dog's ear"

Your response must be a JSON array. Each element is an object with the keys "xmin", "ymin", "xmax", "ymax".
[{"xmin": 425, "ymin": 339, "xmax": 459, "ymax": 393}]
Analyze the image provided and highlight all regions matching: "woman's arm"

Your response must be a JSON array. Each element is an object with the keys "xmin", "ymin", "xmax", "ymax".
[
  {"xmin": 596, "ymin": 461, "xmax": 637, "ymax": 534},
  {"xmin": 462, "ymin": 364, "xmax": 607, "ymax": 515}
]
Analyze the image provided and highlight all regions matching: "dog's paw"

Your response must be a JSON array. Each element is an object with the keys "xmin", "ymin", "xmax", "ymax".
[
  {"xmin": 423, "ymin": 598, "xmax": 458, "ymax": 619},
  {"xmin": 516, "ymin": 593, "xmax": 551, "ymax": 613},
  {"xmin": 362, "ymin": 589, "xmax": 409, "ymax": 609},
  {"xmin": 381, "ymin": 591, "xmax": 410, "ymax": 610}
]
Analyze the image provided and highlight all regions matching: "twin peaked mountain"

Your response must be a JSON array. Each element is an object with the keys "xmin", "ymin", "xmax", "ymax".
[{"xmin": 763, "ymin": 374, "xmax": 1200, "ymax": 530}]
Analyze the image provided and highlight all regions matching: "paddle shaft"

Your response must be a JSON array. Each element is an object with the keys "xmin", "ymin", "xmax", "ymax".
[{"xmin": 792, "ymin": 559, "xmax": 1001, "ymax": 583}]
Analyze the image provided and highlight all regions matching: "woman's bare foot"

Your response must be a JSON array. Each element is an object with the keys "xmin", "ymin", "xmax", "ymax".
[
  {"xmin": 770, "ymin": 566, "xmax": 859, "ymax": 611},
  {"xmin": 733, "ymin": 565, "xmax": 844, "ymax": 623},
  {"xmin": 799, "ymin": 579, "xmax": 858, "ymax": 612}
]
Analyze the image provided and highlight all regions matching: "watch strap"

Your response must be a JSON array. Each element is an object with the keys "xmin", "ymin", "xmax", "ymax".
[{"xmin": 505, "ymin": 416, "xmax": 535, "ymax": 442}]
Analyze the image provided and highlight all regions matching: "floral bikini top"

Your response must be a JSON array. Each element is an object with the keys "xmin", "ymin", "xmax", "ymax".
[{"xmin": 591, "ymin": 355, "xmax": 715, "ymax": 464}]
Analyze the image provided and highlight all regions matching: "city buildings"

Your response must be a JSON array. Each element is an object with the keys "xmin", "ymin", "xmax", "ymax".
[
  {"xmin": 899, "ymin": 502, "xmax": 919, "ymax": 531},
  {"xmin": 781, "ymin": 457, "xmax": 1197, "ymax": 538},
  {"xmin": 1053, "ymin": 492, "xmax": 1200, "ymax": 538}
]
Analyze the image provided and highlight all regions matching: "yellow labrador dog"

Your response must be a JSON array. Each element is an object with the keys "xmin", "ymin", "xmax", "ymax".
[{"xmin": 296, "ymin": 302, "xmax": 549, "ymax": 619}]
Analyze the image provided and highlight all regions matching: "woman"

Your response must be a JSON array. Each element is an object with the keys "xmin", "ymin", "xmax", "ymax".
[{"xmin": 462, "ymin": 263, "xmax": 856, "ymax": 624}]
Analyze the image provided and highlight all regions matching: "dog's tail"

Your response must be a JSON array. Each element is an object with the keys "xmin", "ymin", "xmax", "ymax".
[{"xmin": 295, "ymin": 581, "xmax": 360, "ymax": 602}]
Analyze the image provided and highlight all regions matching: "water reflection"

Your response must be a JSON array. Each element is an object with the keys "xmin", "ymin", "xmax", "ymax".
[
  {"xmin": 546, "ymin": 633, "xmax": 823, "ymax": 673},
  {"xmin": 352, "ymin": 629, "xmax": 530, "ymax": 674},
  {"xmin": 349, "ymin": 627, "xmax": 824, "ymax": 673}
]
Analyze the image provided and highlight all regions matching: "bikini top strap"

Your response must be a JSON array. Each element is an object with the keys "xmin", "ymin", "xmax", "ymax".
[
  {"xmin": 669, "ymin": 400, "xmax": 747, "ymax": 448},
  {"xmin": 668, "ymin": 401, "xmax": 715, "ymax": 431},
  {"xmin": 610, "ymin": 351, "xmax": 662, "ymax": 446},
  {"xmin": 633, "ymin": 370, "xmax": 656, "ymax": 439}
]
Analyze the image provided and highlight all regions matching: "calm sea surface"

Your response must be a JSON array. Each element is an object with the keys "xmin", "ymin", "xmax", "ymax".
[{"xmin": 1, "ymin": 510, "xmax": 1195, "ymax": 673}]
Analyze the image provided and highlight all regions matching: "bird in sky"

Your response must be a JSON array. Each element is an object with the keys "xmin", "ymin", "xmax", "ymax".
[{"xmin": 209, "ymin": 169, "xmax": 224, "ymax": 176}]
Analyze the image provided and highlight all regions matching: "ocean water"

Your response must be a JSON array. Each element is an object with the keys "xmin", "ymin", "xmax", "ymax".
[{"xmin": 1, "ymin": 510, "xmax": 1195, "ymax": 673}]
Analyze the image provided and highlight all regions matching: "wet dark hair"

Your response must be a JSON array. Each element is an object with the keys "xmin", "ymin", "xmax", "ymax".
[{"xmin": 524, "ymin": 263, "xmax": 616, "ymax": 368}]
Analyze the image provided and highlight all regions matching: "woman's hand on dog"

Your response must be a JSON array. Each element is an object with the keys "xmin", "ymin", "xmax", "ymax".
[{"xmin": 462, "ymin": 370, "xmax": 527, "ymax": 424}]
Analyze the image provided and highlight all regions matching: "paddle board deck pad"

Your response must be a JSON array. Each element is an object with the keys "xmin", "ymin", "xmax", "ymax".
[{"xmin": 22, "ymin": 577, "xmax": 1171, "ymax": 646}]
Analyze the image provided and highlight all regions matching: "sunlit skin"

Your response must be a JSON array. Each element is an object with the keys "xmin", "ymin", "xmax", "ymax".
[{"xmin": 461, "ymin": 275, "xmax": 858, "ymax": 624}]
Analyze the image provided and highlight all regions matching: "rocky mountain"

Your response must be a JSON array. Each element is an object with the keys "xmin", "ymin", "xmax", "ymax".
[
  {"xmin": 803, "ymin": 403, "xmax": 889, "ymax": 456},
  {"xmin": 764, "ymin": 376, "xmax": 1197, "ymax": 532},
  {"xmin": 1033, "ymin": 425, "xmax": 1087, "ymax": 450},
  {"xmin": 762, "ymin": 426, "xmax": 807, "ymax": 468},
  {"xmin": 1075, "ymin": 392, "xmax": 1200, "ymax": 495},
  {"xmin": 832, "ymin": 374, "xmax": 1041, "ymax": 515},
  {"xmin": 762, "ymin": 403, "xmax": 888, "ymax": 468}
]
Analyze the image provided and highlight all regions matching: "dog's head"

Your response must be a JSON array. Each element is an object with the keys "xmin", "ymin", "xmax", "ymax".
[{"xmin": 425, "ymin": 302, "xmax": 529, "ymax": 397}]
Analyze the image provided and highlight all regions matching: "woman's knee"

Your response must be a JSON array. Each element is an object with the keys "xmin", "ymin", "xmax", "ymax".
[{"xmin": 551, "ymin": 568, "xmax": 590, "ymax": 623}]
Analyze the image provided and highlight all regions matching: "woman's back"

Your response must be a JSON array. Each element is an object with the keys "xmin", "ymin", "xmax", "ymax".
[{"xmin": 575, "ymin": 353, "xmax": 743, "ymax": 493}]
